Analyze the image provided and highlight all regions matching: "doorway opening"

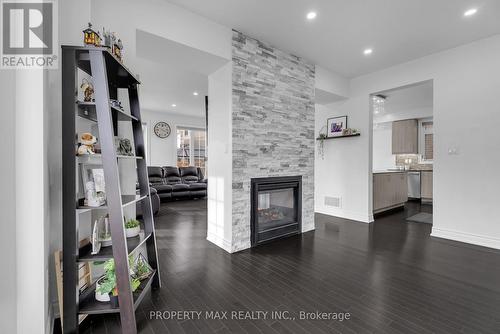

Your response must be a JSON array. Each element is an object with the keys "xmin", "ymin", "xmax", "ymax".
[{"xmin": 370, "ymin": 80, "xmax": 434, "ymax": 224}]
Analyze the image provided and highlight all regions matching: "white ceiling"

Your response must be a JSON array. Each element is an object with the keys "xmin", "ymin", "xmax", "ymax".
[
  {"xmin": 166, "ymin": 0, "xmax": 500, "ymax": 78},
  {"xmin": 135, "ymin": 30, "xmax": 228, "ymax": 116},
  {"xmin": 373, "ymin": 80, "xmax": 433, "ymax": 123}
]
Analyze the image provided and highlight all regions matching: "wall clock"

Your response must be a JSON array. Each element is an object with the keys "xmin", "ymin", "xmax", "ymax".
[{"xmin": 154, "ymin": 121, "xmax": 171, "ymax": 138}]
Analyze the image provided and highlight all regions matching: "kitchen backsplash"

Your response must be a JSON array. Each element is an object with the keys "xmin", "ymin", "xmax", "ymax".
[{"xmin": 395, "ymin": 154, "xmax": 433, "ymax": 170}]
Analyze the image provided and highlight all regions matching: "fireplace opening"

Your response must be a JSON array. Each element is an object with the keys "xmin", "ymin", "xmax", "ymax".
[{"xmin": 251, "ymin": 176, "xmax": 302, "ymax": 246}]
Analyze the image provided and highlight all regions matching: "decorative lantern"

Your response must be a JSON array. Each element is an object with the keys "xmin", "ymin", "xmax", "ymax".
[{"xmin": 83, "ymin": 22, "xmax": 101, "ymax": 46}]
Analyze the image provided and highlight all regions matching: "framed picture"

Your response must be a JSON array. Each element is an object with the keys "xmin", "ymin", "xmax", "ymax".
[
  {"xmin": 327, "ymin": 116, "xmax": 348, "ymax": 137},
  {"xmin": 80, "ymin": 163, "xmax": 106, "ymax": 195}
]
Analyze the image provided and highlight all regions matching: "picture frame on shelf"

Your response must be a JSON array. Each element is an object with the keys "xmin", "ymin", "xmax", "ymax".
[
  {"xmin": 80, "ymin": 163, "xmax": 105, "ymax": 193},
  {"xmin": 327, "ymin": 116, "xmax": 348, "ymax": 137},
  {"xmin": 80, "ymin": 163, "xmax": 106, "ymax": 206}
]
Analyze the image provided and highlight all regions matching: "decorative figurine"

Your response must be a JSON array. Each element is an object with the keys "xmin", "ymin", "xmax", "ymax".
[
  {"xmin": 110, "ymin": 99, "xmax": 123, "ymax": 110},
  {"xmin": 77, "ymin": 132, "xmax": 97, "ymax": 155},
  {"xmin": 111, "ymin": 32, "xmax": 123, "ymax": 61},
  {"xmin": 83, "ymin": 22, "xmax": 101, "ymax": 47},
  {"xmin": 102, "ymin": 27, "xmax": 112, "ymax": 49},
  {"xmin": 117, "ymin": 138, "xmax": 134, "ymax": 156},
  {"xmin": 80, "ymin": 78, "xmax": 94, "ymax": 102},
  {"xmin": 85, "ymin": 181, "xmax": 105, "ymax": 207}
]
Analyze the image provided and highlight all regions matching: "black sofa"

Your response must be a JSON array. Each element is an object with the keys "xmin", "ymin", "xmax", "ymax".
[
  {"xmin": 136, "ymin": 187, "xmax": 160, "ymax": 217},
  {"xmin": 147, "ymin": 166, "xmax": 207, "ymax": 201}
]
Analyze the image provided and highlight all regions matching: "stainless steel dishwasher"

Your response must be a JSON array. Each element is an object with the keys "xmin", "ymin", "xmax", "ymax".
[{"xmin": 408, "ymin": 171, "xmax": 421, "ymax": 199}]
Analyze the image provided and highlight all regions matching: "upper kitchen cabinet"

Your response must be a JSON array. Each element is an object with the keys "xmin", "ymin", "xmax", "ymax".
[{"xmin": 392, "ymin": 119, "xmax": 418, "ymax": 154}]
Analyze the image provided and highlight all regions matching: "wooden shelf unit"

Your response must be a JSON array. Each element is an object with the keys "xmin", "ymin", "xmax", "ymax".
[{"xmin": 62, "ymin": 45, "xmax": 161, "ymax": 334}]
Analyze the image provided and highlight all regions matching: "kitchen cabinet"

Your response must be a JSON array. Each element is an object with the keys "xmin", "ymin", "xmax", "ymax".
[
  {"xmin": 392, "ymin": 119, "xmax": 418, "ymax": 154},
  {"xmin": 373, "ymin": 172, "xmax": 408, "ymax": 213},
  {"xmin": 421, "ymin": 171, "xmax": 433, "ymax": 202}
]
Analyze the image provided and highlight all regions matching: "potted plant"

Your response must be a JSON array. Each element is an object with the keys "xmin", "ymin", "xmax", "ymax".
[
  {"xmin": 317, "ymin": 127, "xmax": 327, "ymax": 160},
  {"xmin": 125, "ymin": 218, "xmax": 141, "ymax": 238},
  {"xmin": 132, "ymin": 254, "xmax": 153, "ymax": 281},
  {"xmin": 95, "ymin": 275, "xmax": 110, "ymax": 302},
  {"xmin": 95, "ymin": 258, "xmax": 140, "ymax": 307}
]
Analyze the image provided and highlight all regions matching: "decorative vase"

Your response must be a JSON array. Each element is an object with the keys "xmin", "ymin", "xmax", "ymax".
[
  {"xmin": 125, "ymin": 226, "xmax": 140, "ymax": 238},
  {"xmin": 95, "ymin": 277, "xmax": 110, "ymax": 302},
  {"xmin": 109, "ymin": 294, "xmax": 119, "ymax": 308}
]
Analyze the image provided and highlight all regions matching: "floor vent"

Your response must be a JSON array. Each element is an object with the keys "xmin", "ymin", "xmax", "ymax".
[{"xmin": 325, "ymin": 196, "xmax": 341, "ymax": 208}]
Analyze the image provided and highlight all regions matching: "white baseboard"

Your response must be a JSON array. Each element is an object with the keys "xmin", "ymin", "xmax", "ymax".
[
  {"xmin": 431, "ymin": 227, "xmax": 500, "ymax": 250},
  {"xmin": 206, "ymin": 232, "xmax": 233, "ymax": 253},
  {"xmin": 315, "ymin": 208, "xmax": 373, "ymax": 224}
]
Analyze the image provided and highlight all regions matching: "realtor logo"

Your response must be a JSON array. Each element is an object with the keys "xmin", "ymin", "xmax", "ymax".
[{"xmin": 1, "ymin": 0, "xmax": 58, "ymax": 69}]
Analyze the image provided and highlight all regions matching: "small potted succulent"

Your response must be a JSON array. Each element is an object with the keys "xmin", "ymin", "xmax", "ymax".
[{"xmin": 124, "ymin": 218, "xmax": 140, "ymax": 238}]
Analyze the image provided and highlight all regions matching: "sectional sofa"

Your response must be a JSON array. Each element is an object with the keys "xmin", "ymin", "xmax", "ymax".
[{"xmin": 147, "ymin": 166, "xmax": 207, "ymax": 201}]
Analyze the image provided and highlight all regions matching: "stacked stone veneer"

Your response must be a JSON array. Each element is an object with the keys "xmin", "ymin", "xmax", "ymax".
[{"xmin": 231, "ymin": 30, "xmax": 315, "ymax": 252}]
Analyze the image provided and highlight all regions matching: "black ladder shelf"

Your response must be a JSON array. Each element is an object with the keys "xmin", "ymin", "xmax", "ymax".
[{"xmin": 62, "ymin": 46, "xmax": 161, "ymax": 334}]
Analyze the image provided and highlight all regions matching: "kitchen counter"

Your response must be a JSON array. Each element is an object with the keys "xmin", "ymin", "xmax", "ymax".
[
  {"xmin": 373, "ymin": 169, "xmax": 433, "ymax": 174},
  {"xmin": 373, "ymin": 170, "xmax": 407, "ymax": 174}
]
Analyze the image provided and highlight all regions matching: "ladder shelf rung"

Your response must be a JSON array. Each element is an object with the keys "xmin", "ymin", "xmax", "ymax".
[
  {"xmin": 76, "ymin": 154, "xmax": 144, "ymax": 164},
  {"xmin": 78, "ymin": 230, "xmax": 152, "ymax": 262},
  {"xmin": 76, "ymin": 101, "xmax": 139, "ymax": 122},
  {"xmin": 77, "ymin": 194, "xmax": 148, "ymax": 210},
  {"xmin": 78, "ymin": 269, "xmax": 157, "ymax": 315}
]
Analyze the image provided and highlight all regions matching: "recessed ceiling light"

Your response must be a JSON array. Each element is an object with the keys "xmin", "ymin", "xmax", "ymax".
[
  {"xmin": 306, "ymin": 12, "xmax": 317, "ymax": 20},
  {"xmin": 193, "ymin": 92, "xmax": 199, "ymax": 96},
  {"xmin": 364, "ymin": 48, "xmax": 373, "ymax": 55},
  {"xmin": 464, "ymin": 8, "xmax": 477, "ymax": 17},
  {"xmin": 171, "ymin": 104, "xmax": 176, "ymax": 107}
]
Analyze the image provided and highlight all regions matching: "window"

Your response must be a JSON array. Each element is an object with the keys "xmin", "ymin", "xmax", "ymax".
[
  {"xmin": 176, "ymin": 127, "xmax": 206, "ymax": 175},
  {"xmin": 420, "ymin": 121, "xmax": 433, "ymax": 161}
]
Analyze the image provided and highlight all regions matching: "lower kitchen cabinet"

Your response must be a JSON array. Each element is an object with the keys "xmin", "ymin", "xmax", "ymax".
[
  {"xmin": 421, "ymin": 171, "xmax": 433, "ymax": 203},
  {"xmin": 373, "ymin": 172, "xmax": 408, "ymax": 214}
]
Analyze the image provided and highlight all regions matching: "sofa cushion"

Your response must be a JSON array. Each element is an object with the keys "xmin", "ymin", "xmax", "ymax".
[
  {"xmin": 164, "ymin": 166, "xmax": 180, "ymax": 177},
  {"xmin": 164, "ymin": 166, "xmax": 182, "ymax": 184},
  {"xmin": 180, "ymin": 166, "xmax": 198, "ymax": 177},
  {"xmin": 172, "ymin": 184, "xmax": 189, "ymax": 192},
  {"xmin": 188, "ymin": 183, "xmax": 207, "ymax": 191},
  {"xmin": 180, "ymin": 166, "xmax": 201, "ymax": 184},
  {"xmin": 152, "ymin": 184, "xmax": 173, "ymax": 193},
  {"xmin": 182, "ymin": 176, "xmax": 199, "ymax": 184},
  {"xmin": 148, "ymin": 166, "xmax": 164, "ymax": 184},
  {"xmin": 148, "ymin": 166, "xmax": 163, "ymax": 178}
]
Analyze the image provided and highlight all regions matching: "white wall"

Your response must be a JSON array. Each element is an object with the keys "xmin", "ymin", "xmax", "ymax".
[
  {"xmin": 372, "ymin": 123, "xmax": 396, "ymax": 170},
  {"xmin": 142, "ymin": 110, "xmax": 205, "ymax": 167},
  {"xmin": 316, "ymin": 34, "xmax": 500, "ymax": 249},
  {"xmin": 0, "ymin": 71, "xmax": 17, "ymax": 334},
  {"xmin": 315, "ymin": 65, "xmax": 350, "ymax": 98},
  {"xmin": 315, "ymin": 102, "xmax": 372, "ymax": 222},
  {"xmin": 207, "ymin": 62, "xmax": 233, "ymax": 252}
]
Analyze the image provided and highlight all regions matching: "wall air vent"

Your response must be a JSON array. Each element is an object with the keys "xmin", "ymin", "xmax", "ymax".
[{"xmin": 325, "ymin": 196, "xmax": 342, "ymax": 208}]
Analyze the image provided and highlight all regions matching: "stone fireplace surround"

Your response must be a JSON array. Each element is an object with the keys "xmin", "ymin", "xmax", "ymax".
[{"xmin": 230, "ymin": 30, "xmax": 315, "ymax": 252}]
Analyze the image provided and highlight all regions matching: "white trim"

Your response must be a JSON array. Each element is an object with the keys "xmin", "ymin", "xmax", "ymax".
[
  {"xmin": 315, "ymin": 209, "xmax": 373, "ymax": 224},
  {"xmin": 206, "ymin": 232, "xmax": 233, "ymax": 253},
  {"xmin": 431, "ymin": 227, "xmax": 500, "ymax": 250}
]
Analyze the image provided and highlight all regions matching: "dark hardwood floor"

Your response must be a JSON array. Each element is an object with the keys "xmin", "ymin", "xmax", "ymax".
[{"xmin": 83, "ymin": 200, "xmax": 500, "ymax": 334}]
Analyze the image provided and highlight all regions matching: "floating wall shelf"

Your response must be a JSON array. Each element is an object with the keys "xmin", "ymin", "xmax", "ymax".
[{"xmin": 316, "ymin": 133, "xmax": 361, "ymax": 140}]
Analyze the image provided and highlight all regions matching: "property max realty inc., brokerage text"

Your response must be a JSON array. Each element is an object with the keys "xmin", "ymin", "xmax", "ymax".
[{"xmin": 150, "ymin": 310, "xmax": 351, "ymax": 322}]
